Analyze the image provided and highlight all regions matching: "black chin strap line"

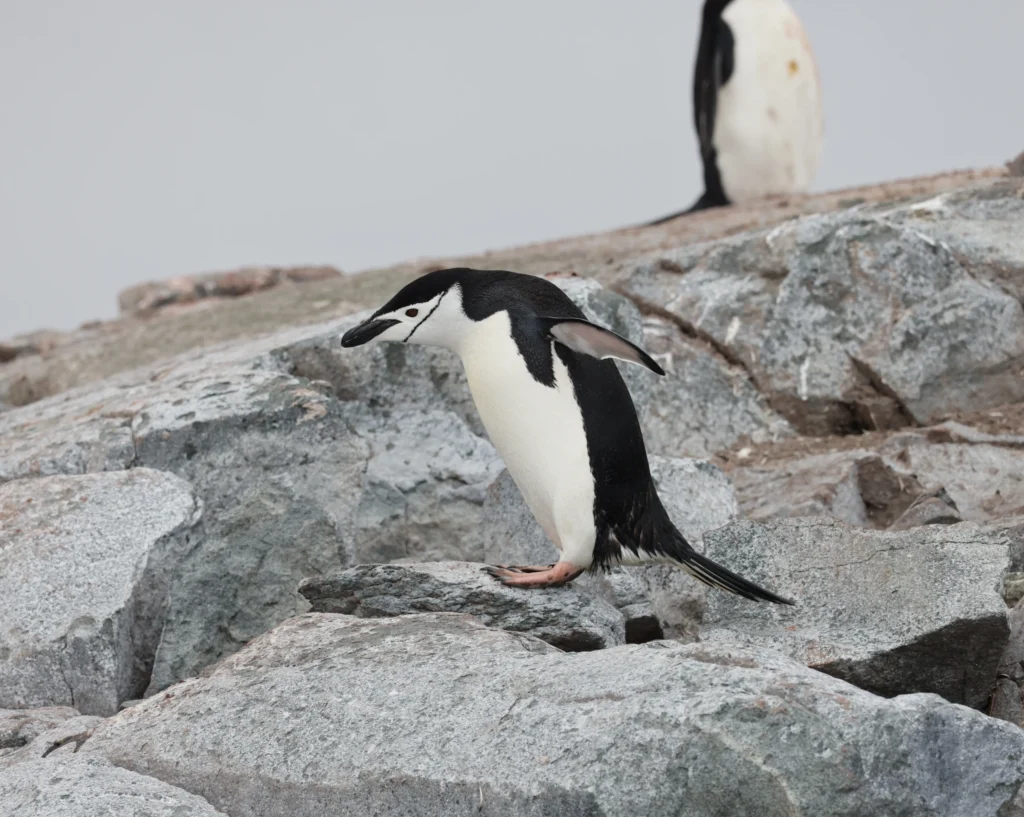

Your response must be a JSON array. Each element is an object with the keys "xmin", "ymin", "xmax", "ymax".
[{"xmin": 402, "ymin": 289, "xmax": 446, "ymax": 343}]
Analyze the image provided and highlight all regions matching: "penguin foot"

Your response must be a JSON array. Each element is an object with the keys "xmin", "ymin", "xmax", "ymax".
[
  {"xmin": 482, "ymin": 561, "xmax": 584, "ymax": 588},
  {"xmin": 484, "ymin": 564, "xmax": 556, "ymax": 574},
  {"xmin": 41, "ymin": 729, "xmax": 94, "ymax": 758}
]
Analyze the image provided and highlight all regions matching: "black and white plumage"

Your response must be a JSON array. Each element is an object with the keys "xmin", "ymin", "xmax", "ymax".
[
  {"xmin": 649, "ymin": 0, "xmax": 823, "ymax": 224},
  {"xmin": 342, "ymin": 267, "xmax": 790, "ymax": 603}
]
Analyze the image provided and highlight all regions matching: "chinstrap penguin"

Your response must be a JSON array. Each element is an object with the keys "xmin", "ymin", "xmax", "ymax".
[
  {"xmin": 648, "ymin": 0, "xmax": 823, "ymax": 224},
  {"xmin": 341, "ymin": 267, "xmax": 791, "ymax": 603}
]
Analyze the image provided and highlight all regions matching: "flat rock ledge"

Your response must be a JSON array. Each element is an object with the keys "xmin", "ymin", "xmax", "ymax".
[
  {"xmin": 66, "ymin": 613, "xmax": 1024, "ymax": 817},
  {"xmin": 0, "ymin": 757, "xmax": 227, "ymax": 817},
  {"xmin": 300, "ymin": 561, "xmax": 626, "ymax": 651}
]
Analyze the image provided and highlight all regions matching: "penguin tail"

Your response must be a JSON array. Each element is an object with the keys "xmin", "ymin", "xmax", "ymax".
[
  {"xmin": 614, "ymin": 487, "xmax": 792, "ymax": 604},
  {"xmin": 674, "ymin": 547, "xmax": 794, "ymax": 605}
]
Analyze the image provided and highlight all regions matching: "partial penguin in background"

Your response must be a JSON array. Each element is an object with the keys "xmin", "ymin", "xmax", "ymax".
[{"xmin": 648, "ymin": 0, "xmax": 823, "ymax": 225}]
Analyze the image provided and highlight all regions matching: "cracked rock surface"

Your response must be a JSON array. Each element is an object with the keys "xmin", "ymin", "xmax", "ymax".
[
  {"xmin": 701, "ymin": 518, "xmax": 1011, "ymax": 708},
  {"xmin": 619, "ymin": 180, "xmax": 1024, "ymax": 435},
  {"xmin": 300, "ymin": 561, "xmax": 625, "ymax": 651},
  {"xmin": 0, "ymin": 470, "xmax": 200, "ymax": 715},
  {"xmin": 74, "ymin": 613, "xmax": 1024, "ymax": 817},
  {"xmin": 0, "ymin": 757, "xmax": 228, "ymax": 816},
  {"xmin": 0, "ymin": 707, "xmax": 81, "ymax": 756}
]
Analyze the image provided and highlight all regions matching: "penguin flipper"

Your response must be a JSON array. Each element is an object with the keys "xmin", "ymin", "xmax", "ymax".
[{"xmin": 538, "ymin": 317, "xmax": 665, "ymax": 376}]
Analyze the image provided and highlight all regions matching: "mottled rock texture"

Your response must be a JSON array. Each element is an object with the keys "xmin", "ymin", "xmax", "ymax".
[
  {"xmin": 78, "ymin": 614, "xmax": 1024, "ymax": 817},
  {"xmin": 702, "ymin": 518, "xmax": 1010, "ymax": 708},
  {"xmin": 300, "ymin": 561, "xmax": 625, "ymax": 650},
  {"xmin": 0, "ymin": 470, "xmax": 200, "ymax": 715}
]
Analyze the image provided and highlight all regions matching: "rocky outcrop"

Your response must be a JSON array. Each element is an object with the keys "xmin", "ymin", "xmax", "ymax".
[
  {"xmin": 0, "ymin": 757, "xmax": 227, "ymax": 816},
  {"xmin": 300, "ymin": 562, "xmax": 625, "ymax": 650},
  {"xmin": 992, "ymin": 601, "xmax": 1024, "ymax": 726},
  {"xmin": 0, "ymin": 470, "xmax": 200, "ymax": 715},
  {"xmin": 0, "ymin": 707, "xmax": 80, "ymax": 755},
  {"xmin": 728, "ymin": 421, "xmax": 1024, "ymax": 531},
  {"xmin": 6, "ymin": 170, "xmax": 1024, "ymax": 813},
  {"xmin": 640, "ymin": 314, "xmax": 793, "ymax": 457},
  {"xmin": 69, "ymin": 614, "xmax": 1024, "ymax": 817},
  {"xmin": 618, "ymin": 180, "xmax": 1024, "ymax": 435},
  {"xmin": 118, "ymin": 264, "xmax": 342, "ymax": 314},
  {"xmin": 0, "ymin": 275, "xmax": 698, "ymax": 693},
  {"xmin": 701, "ymin": 518, "xmax": 1011, "ymax": 708}
]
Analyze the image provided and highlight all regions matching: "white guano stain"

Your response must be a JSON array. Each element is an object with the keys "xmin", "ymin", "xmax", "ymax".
[{"xmin": 799, "ymin": 357, "xmax": 810, "ymax": 401}]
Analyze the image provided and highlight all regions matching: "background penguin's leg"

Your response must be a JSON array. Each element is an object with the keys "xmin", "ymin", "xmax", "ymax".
[{"xmin": 643, "ymin": 188, "xmax": 730, "ymax": 226}]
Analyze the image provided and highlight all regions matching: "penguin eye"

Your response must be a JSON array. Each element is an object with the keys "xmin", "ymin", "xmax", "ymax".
[{"xmin": 405, "ymin": 308, "xmax": 419, "ymax": 318}]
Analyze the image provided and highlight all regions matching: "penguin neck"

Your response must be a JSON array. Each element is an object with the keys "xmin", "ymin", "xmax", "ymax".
[{"xmin": 455, "ymin": 311, "xmax": 511, "ymax": 379}]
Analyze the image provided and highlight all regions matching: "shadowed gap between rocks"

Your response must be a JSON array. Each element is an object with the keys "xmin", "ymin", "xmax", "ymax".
[{"xmin": 818, "ymin": 614, "xmax": 1009, "ymax": 707}]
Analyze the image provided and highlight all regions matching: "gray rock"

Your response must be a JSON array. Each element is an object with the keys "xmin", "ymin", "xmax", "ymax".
[
  {"xmin": 991, "ymin": 679, "xmax": 1024, "ymax": 728},
  {"xmin": 0, "ymin": 757, "xmax": 227, "ymax": 816},
  {"xmin": 992, "ymin": 600, "xmax": 1024, "ymax": 726},
  {"xmin": 0, "ymin": 470, "xmax": 200, "ymax": 715},
  {"xmin": 889, "ymin": 435, "xmax": 1024, "ymax": 523},
  {"xmin": 991, "ymin": 678, "xmax": 1024, "ymax": 727},
  {"xmin": 991, "ymin": 517, "xmax": 1024, "ymax": 575},
  {"xmin": 732, "ymin": 450, "xmax": 876, "ymax": 526},
  {"xmin": 888, "ymin": 492, "xmax": 962, "ymax": 531},
  {"xmin": 701, "ymin": 518, "xmax": 1010, "ymax": 708},
  {"xmin": 300, "ymin": 562, "xmax": 625, "ymax": 651},
  {"xmin": 0, "ymin": 319, "xmax": 501, "ymax": 692},
  {"xmin": 1007, "ymin": 574, "xmax": 1024, "ymax": 608},
  {"xmin": 0, "ymin": 707, "xmax": 80, "ymax": 752},
  {"xmin": 480, "ymin": 455, "xmax": 738, "ymax": 640},
  {"xmin": 639, "ymin": 314, "xmax": 793, "ymax": 458},
  {"xmin": 0, "ymin": 716, "xmax": 105, "ymax": 768},
  {"xmin": 731, "ymin": 430, "xmax": 1022, "ymax": 531},
  {"xmin": 619, "ymin": 184, "xmax": 1024, "ymax": 433},
  {"xmin": 80, "ymin": 613, "xmax": 1024, "ymax": 817},
  {"xmin": 0, "ymin": 275, "xmax": 673, "ymax": 692},
  {"xmin": 0, "ymin": 382, "xmax": 137, "ymax": 483},
  {"xmin": 349, "ymin": 410, "xmax": 503, "ymax": 564}
]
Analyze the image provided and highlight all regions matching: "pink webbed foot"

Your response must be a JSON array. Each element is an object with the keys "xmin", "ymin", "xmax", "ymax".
[{"xmin": 482, "ymin": 561, "xmax": 585, "ymax": 588}]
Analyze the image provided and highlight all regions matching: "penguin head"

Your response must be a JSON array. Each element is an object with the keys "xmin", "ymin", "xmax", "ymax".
[{"xmin": 340, "ymin": 268, "xmax": 472, "ymax": 350}]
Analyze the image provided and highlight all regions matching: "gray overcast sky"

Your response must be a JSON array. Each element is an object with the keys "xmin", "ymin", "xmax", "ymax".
[{"xmin": 2, "ymin": 1, "xmax": 1023, "ymax": 337}]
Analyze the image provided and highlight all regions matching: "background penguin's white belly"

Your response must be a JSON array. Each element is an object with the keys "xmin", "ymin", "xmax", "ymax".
[
  {"xmin": 715, "ymin": 0, "xmax": 823, "ymax": 202},
  {"xmin": 459, "ymin": 312, "xmax": 596, "ymax": 562}
]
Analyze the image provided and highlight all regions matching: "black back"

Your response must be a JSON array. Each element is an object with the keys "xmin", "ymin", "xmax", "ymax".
[
  {"xmin": 381, "ymin": 268, "xmax": 680, "ymax": 568},
  {"xmin": 693, "ymin": 0, "xmax": 736, "ymax": 210}
]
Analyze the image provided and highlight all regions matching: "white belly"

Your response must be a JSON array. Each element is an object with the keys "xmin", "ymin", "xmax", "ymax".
[
  {"xmin": 458, "ymin": 312, "xmax": 597, "ymax": 567},
  {"xmin": 715, "ymin": 0, "xmax": 823, "ymax": 202}
]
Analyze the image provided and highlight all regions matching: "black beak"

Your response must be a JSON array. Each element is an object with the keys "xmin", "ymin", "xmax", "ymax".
[{"xmin": 341, "ymin": 318, "xmax": 401, "ymax": 348}]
